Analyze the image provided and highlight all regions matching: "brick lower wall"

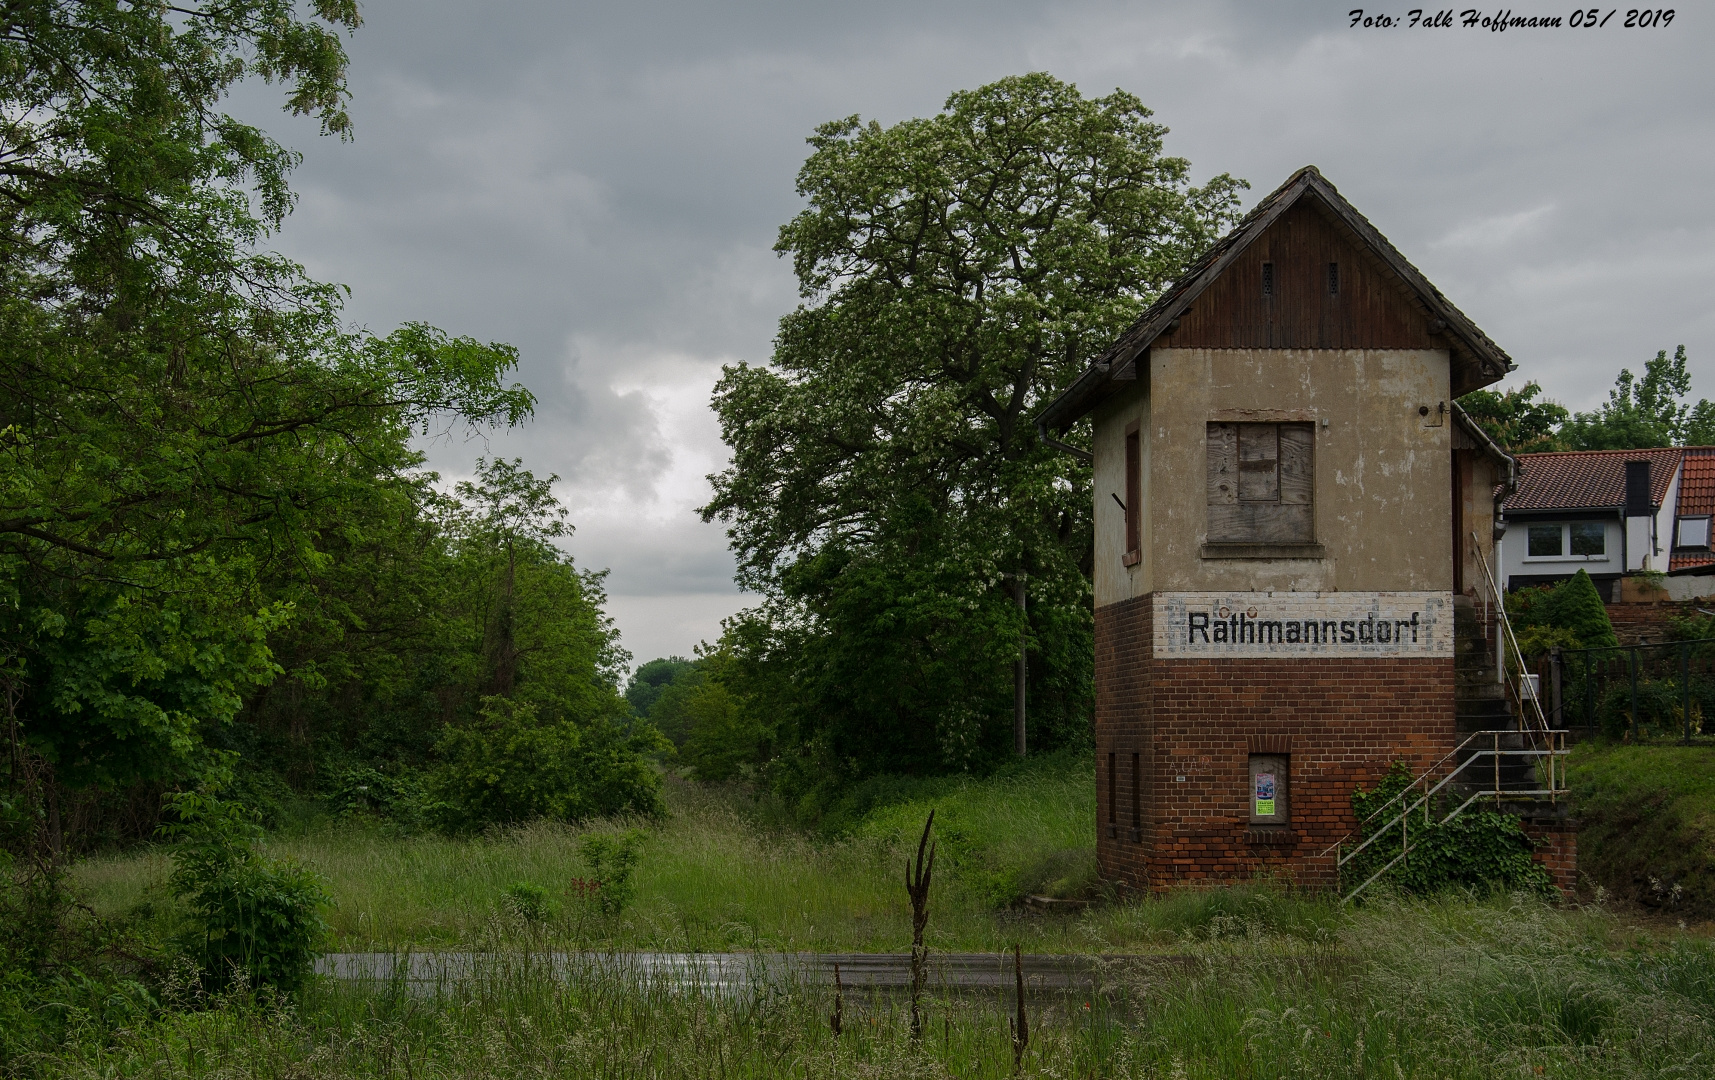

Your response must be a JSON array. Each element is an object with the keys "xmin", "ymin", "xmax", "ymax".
[
  {"xmin": 1095, "ymin": 592, "xmax": 1457, "ymax": 893},
  {"xmin": 1605, "ymin": 601, "xmax": 1697, "ymax": 646},
  {"xmin": 1522, "ymin": 818, "xmax": 1578, "ymax": 896},
  {"xmin": 1094, "ymin": 594, "xmax": 1154, "ymax": 888}
]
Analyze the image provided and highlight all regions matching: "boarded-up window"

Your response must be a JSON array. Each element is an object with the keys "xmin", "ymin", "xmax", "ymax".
[
  {"xmin": 1206, "ymin": 422, "xmax": 1313, "ymax": 543},
  {"xmin": 1124, "ymin": 422, "xmax": 1142, "ymax": 557}
]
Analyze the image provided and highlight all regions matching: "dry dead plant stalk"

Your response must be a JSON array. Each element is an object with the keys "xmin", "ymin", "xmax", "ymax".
[{"xmin": 905, "ymin": 809, "xmax": 935, "ymax": 1041}]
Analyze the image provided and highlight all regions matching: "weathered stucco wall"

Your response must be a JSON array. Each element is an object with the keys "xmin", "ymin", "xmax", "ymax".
[
  {"xmin": 1093, "ymin": 347, "xmax": 1454, "ymax": 602},
  {"xmin": 1093, "ymin": 380, "xmax": 1151, "ymax": 607}
]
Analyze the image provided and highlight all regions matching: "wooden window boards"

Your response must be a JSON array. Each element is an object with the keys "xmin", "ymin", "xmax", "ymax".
[
  {"xmin": 1123, "ymin": 420, "xmax": 1142, "ymax": 564},
  {"xmin": 1206, "ymin": 422, "xmax": 1313, "ymax": 544}
]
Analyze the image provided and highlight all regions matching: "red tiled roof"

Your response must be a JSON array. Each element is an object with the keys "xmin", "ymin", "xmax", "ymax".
[
  {"xmin": 1670, "ymin": 447, "xmax": 1715, "ymax": 572},
  {"xmin": 1506, "ymin": 447, "xmax": 1683, "ymax": 512}
]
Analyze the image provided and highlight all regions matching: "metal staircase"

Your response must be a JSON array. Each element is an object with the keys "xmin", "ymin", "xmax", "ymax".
[{"xmin": 1329, "ymin": 539, "xmax": 1571, "ymax": 904}]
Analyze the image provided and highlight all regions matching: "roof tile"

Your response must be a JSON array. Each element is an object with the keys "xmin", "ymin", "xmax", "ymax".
[
  {"xmin": 1670, "ymin": 447, "xmax": 1715, "ymax": 572},
  {"xmin": 1505, "ymin": 447, "xmax": 1683, "ymax": 512}
]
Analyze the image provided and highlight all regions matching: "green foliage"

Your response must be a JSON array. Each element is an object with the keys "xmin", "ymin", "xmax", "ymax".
[
  {"xmin": 324, "ymin": 766, "xmax": 429, "ymax": 826},
  {"xmin": 1506, "ymin": 569, "xmax": 1618, "ymax": 658},
  {"xmin": 1344, "ymin": 762, "xmax": 1554, "ymax": 898},
  {"xmin": 702, "ymin": 73, "xmax": 1245, "ymax": 791},
  {"xmin": 1562, "ymin": 345, "xmax": 1715, "ymax": 449},
  {"xmin": 161, "ymin": 791, "xmax": 330, "ymax": 994},
  {"xmin": 1592, "ymin": 676, "xmax": 1713, "ymax": 740},
  {"xmin": 0, "ymin": 858, "xmax": 163, "ymax": 1067},
  {"xmin": 577, "ymin": 831, "xmax": 643, "ymax": 917},
  {"xmin": 624, "ymin": 657, "xmax": 696, "ymax": 724},
  {"xmin": 0, "ymin": 0, "xmax": 542, "ymax": 848},
  {"xmin": 502, "ymin": 882, "xmax": 557, "ymax": 923},
  {"xmin": 1457, "ymin": 381, "xmax": 1570, "ymax": 452},
  {"xmin": 428, "ymin": 698, "xmax": 665, "ymax": 834}
]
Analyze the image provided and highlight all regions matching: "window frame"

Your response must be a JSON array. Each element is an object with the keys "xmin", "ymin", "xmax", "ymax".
[
  {"xmin": 1205, "ymin": 421, "xmax": 1315, "ymax": 546},
  {"xmin": 1122, "ymin": 420, "xmax": 1142, "ymax": 566},
  {"xmin": 1248, "ymin": 754, "xmax": 1289, "ymax": 826},
  {"xmin": 1520, "ymin": 521, "xmax": 1615, "ymax": 563},
  {"xmin": 1676, "ymin": 515, "xmax": 1712, "ymax": 551}
]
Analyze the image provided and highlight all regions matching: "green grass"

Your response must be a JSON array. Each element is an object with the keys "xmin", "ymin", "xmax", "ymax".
[
  {"xmin": 1570, "ymin": 742, "xmax": 1715, "ymax": 916},
  {"xmin": 72, "ymin": 752, "xmax": 1338, "ymax": 954},
  {"xmin": 38, "ymin": 895, "xmax": 1715, "ymax": 1079},
  {"xmin": 45, "ymin": 751, "xmax": 1715, "ymax": 1076}
]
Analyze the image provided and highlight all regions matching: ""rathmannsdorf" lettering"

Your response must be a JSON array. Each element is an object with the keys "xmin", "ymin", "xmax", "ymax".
[{"xmin": 1152, "ymin": 592, "xmax": 1453, "ymax": 659}]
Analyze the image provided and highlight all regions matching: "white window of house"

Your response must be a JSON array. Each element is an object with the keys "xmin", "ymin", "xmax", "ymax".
[
  {"xmin": 1527, "ymin": 525, "xmax": 1563, "ymax": 557},
  {"xmin": 1569, "ymin": 522, "xmax": 1606, "ymax": 556},
  {"xmin": 1677, "ymin": 516, "xmax": 1712, "ymax": 550}
]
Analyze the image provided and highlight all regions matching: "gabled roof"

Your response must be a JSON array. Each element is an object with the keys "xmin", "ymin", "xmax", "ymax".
[
  {"xmin": 1504, "ymin": 447, "xmax": 1683, "ymax": 513},
  {"xmin": 1670, "ymin": 447, "xmax": 1715, "ymax": 573},
  {"xmin": 1036, "ymin": 166, "xmax": 1516, "ymax": 433}
]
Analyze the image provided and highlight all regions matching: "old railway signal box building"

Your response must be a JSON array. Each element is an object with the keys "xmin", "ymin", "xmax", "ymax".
[{"xmin": 1038, "ymin": 166, "xmax": 1530, "ymax": 889}]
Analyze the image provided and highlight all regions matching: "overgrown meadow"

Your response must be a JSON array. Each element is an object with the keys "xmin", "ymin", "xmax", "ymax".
[{"xmin": 34, "ymin": 750, "xmax": 1715, "ymax": 1079}]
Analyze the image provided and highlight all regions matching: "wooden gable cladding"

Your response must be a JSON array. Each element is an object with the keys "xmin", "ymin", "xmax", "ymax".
[{"xmin": 1162, "ymin": 200, "xmax": 1439, "ymax": 351}]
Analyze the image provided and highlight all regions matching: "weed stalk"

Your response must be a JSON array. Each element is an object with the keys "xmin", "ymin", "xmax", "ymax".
[{"xmin": 906, "ymin": 809, "xmax": 935, "ymax": 1041}]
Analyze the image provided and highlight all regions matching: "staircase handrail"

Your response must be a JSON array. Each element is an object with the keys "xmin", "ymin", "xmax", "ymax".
[
  {"xmin": 1319, "ymin": 727, "xmax": 1561, "ymax": 860},
  {"xmin": 1470, "ymin": 532, "xmax": 1550, "ymax": 737},
  {"xmin": 1330, "ymin": 728, "xmax": 1569, "ymax": 904}
]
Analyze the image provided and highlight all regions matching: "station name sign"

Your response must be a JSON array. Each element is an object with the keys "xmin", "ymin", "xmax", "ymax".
[{"xmin": 1152, "ymin": 592, "xmax": 1453, "ymax": 659}]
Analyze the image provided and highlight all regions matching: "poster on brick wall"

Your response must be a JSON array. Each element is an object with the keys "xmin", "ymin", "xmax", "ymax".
[{"xmin": 1153, "ymin": 592, "xmax": 1453, "ymax": 658}]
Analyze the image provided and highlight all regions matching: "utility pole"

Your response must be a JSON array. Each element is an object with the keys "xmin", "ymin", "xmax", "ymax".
[{"xmin": 1004, "ymin": 572, "xmax": 1027, "ymax": 756}]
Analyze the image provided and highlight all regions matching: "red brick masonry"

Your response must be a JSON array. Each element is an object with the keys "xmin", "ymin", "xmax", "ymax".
[
  {"xmin": 1095, "ymin": 592, "xmax": 1457, "ymax": 891},
  {"xmin": 1522, "ymin": 818, "xmax": 1578, "ymax": 896}
]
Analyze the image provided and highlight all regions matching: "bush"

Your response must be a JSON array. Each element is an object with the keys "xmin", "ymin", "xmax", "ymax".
[
  {"xmin": 1594, "ymin": 675, "xmax": 1715, "ymax": 739},
  {"xmin": 502, "ymin": 882, "xmax": 558, "ymax": 923},
  {"xmin": 0, "ymin": 858, "xmax": 161, "ymax": 1066},
  {"xmin": 1344, "ymin": 762, "xmax": 1554, "ymax": 898},
  {"xmin": 578, "ymin": 831, "xmax": 643, "ymax": 916},
  {"xmin": 1508, "ymin": 569, "xmax": 1617, "ymax": 658},
  {"xmin": 162, "ymin": 791, "xmax": 331, "ymax": 994},
  {"xmin": 428, "ymin": 697, "xmax": 665, "ymax": 832}
]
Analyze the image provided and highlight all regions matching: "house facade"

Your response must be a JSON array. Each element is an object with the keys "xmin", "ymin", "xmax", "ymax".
[
  {"xmin": 1037, "ymin": 167, "xmax": 1517, "ymax": 889},
  {"xmin": 1500, "ymin": 446, "xmax": 1715, "ymax": 602}
]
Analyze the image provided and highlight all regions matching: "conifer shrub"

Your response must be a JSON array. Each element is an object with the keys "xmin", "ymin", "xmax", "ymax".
[
  {"xmin": 1546, "ymin": 570, "xmax": 1619, "ymax": 649},
  {"xmin": 1507, "ymin": 569, "xmax": 1618, "ymax": 658}
]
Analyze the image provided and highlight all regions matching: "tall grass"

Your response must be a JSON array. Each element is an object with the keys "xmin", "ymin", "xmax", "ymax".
[
  {"xmin": 74, "ymin": 755, "xmax": 1208, "ymax": 954},
  {"xmin": 40, "ymin": 894, "xmax": 1715, "ymax": 1079}
]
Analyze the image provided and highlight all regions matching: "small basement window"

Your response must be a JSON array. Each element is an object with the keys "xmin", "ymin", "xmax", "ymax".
[
  {"xmin": 1248, "ymin": 754, "xmax": 1289, "ymax": 825},
  {"xmin": 1678, "ymin": 516, "xmax": 1712, "ymax": 550},
  {"xmin": 1570, "ymin": 522, "xmax": 1606, "ymax": 556},
  {"xmin": 1527, "ymin": 524, "xmax": 1564, "ymax": 557}
]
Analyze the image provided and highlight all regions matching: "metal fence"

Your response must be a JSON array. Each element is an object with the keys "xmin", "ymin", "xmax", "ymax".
[{"xmin": 1541, "ymin": 638, "xmax": 1715, "ymax": 743}]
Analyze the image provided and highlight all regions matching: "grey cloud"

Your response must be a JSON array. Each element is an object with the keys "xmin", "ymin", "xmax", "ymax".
[{"xmin": 232, "ymin": 1, "xmax": 1714, "ymax": 662}]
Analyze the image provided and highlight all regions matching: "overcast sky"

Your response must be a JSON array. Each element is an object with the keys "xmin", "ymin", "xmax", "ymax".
[{"xmin": 248, "ymin": 2, "xmax": 1715, "ymax": 669}]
